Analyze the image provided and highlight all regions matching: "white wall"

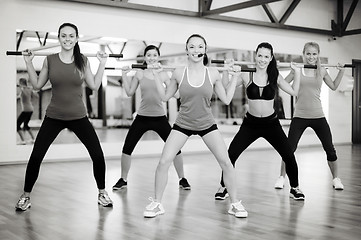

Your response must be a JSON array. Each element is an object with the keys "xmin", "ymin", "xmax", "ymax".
[{"xmin": 0, "ymin": 0, "xmax": 360, "ymax": 164}]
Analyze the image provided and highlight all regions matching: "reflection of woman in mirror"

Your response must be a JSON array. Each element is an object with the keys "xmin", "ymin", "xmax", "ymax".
[
  {"xmin": 17, "ymin": 77, "xmax": 37, "ymax": 144},
  {"xmin": 144, "ymin": 34, "xmax": 248, "ymax": 218},
  {"xmin": 275, "ymin": 42, "xmax": 346, "ymax": 190},
  {"xmin": 15, "ymin": 23, "xmax": 113, "ymax": 211},
  {"xmin": 216, "ymin": 42, "xmax": 305, "ymax": 201},
  {"xmin": 112, "ymin": 45, "xmax": 191, "ymax": 191}
]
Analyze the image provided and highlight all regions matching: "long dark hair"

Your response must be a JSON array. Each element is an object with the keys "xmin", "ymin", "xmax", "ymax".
[
  {"xmin": 185, "ymin": 34, "xmax": 209, "ymax": 66},
  {"xmin": 143, "ymin": 45, "xmax": 160, "ymax": 66},
  {"xmin": 58, "ymin": 23, "xmax": 85, "ymax": 75},
  {"xmin": 256, "ymin": 42, "xmax": 278, "ymax": 89}
]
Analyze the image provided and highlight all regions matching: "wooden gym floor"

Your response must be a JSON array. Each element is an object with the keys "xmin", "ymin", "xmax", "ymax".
[{"xmin": 1, "ymin": 143, "xmax": 360, "ymax": 240}]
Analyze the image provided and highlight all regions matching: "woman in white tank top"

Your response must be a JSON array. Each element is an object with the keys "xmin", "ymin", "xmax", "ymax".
[{"xmin": 143, "ymin": 34, "xmax": 248, "ymax": 219}]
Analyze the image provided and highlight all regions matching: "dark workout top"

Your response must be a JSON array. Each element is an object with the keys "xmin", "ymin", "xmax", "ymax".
[
  {"xmin": 46, "ymin": 53, "xmax": 88, "ymax": 120},
  {"xmin": 246, "ymin": 79, "xmax": 276, "ymax": 100}
]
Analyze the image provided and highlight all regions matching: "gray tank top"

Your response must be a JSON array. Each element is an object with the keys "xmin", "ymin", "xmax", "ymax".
[
  {"xmin": 175, "ymin": 67, "xmax": 215, "ymax": 130},
  {"xmin": 137, "ymin": 74, "xmax": 165, "ymax": 116},
  {"xmin": 294, "ymin": 69, "xmax": 324, "ymax": 118},
  {"xmin": 46, "ymin": 54, "xmax": 87, "ymax": 120}
]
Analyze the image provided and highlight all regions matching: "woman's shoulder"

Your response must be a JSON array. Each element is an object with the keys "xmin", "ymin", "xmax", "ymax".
[{"xmin": 172, "ymin": 67, "xmax": 186, "ymax": 78}]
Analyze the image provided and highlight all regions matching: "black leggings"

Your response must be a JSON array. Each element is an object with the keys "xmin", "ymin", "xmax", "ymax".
[
  {"xmin": 24, "ymin": 116, "xmax": 106, "ymax": 192},
  {"xmin": 220, "ymin": 112, "xmax": 299, "ymax": 188},
  {"xmin": 122, "ymin": 115, "xmax": 180, "ymax": 155},
  {"xmin": 288, "ymin": 117, "xmax": 337, "ymax": 161},
  {"xmin": 17, "ymin": 111, "xmax": 33, "ymax": 131}
]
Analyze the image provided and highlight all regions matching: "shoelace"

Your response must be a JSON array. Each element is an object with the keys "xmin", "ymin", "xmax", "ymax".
[
  {"xmin": 146, "ymin": 197, "xmax": 159, "ymax": 210},
  {"xmin": 233, "ymin": 201, "xmax": 245, "ymax": 211},
  {"xmin": 100, "ymin": 192, "xmax": 111, "ymax": 201},
  {"xmin": 293, "ymin": 188, "xmax": 303, "ymax": 194},
  {"xmin": 18, "ymin": 197, "xmax": 28, "ymax": 205}
]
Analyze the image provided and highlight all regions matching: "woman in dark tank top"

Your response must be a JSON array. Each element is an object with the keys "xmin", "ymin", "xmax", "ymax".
[
  {"xmin": 15, "ymin": 23, "xmax": 113, "ymax": 211},
  {"xmin": 215, "ymin": 42, "xmax": 306, "ymax": 202}
]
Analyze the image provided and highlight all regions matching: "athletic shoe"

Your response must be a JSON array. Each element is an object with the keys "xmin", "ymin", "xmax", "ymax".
[
  {"xmin": 228, "ymin": 200, "xmax": 248, "ymax": 218},
  {"xmin": 274, "ymin": 176, "xmax": 285, "ymax": 189},
  {"xmin": 290, "ymin": 187, "xmax": 305, "ymax": 201},
  {"xmin": 333, "ymin": 177, "xmax": 344, "ymax": 190},
  {"xmin": 215, "ymin": 187, "xmax": 229, "ymax": 200},
  {"xmin": 98, "ymin": 191, "xmax": 113, "ymax": 207},
  {"xmin": 179, "ymin": 178, "xmax": 191, "ymax": 190},
  {"xmin": 15, "ymin": 195, "xmax": 31, "ymax": 211},
  {"xmin": 144, "ymin": 197, "xmax": 165, "ymax": 218},
  {"xmin": 112, "ymin": 178, "xmax": 127, "ymax": 190}
]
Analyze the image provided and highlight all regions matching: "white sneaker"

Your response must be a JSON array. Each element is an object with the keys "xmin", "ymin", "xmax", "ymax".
[
  {"xmin": 144, "ymin": 197, "xmax": 165, "ymax": 218},
  {"xmin": 228, "ymin": 200, "xmax": 248, "ymax": 218},
  {"xmin": 274, "ymin": 176, "xmax": 285, "ymax": 189},
  {"xmin": 333, "ymin": 177, "xmax": 344, "ymax": 190}
]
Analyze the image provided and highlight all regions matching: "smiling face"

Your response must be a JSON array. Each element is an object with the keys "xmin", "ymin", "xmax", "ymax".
[
  {"xmin": 303, "ymin": 45, "xmax": 319, "ymax": 65},
  {"xmin": 186, "ymin": 36, "xmax": 206, "ymax": 62},
  {"xmin": 144, "ymin": 49, "xmax": 160, "ymax": 65},
  {"xmin": 255, "ymin": 47, "xmax": 272, "ymax": 69},
  {"xmin": 58, "ymin": 26, "xmax": 78, "ymax": 51}
]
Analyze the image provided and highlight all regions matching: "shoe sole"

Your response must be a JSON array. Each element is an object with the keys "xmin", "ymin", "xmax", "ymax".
[
  {"xmin": 333, "ymin": 186, "xmax": 344, "ymax": 190},
  {"xmin": 98, "ymin": 201, "xmax": 113, "ymax": 207},
  {"xmin": 215, "ymin": 193, "xmax": 229, "ymax": 200},
  {"xmin": 228, "ymin": 210, "xmax": 248, "ymax": 218},
  {"xmin": 179, "ymin": 185, "xmax": 191, "ymax": 190},
  {"xmin": 289, "ymin": 194, "xmax": 305, "ymax": 201},
  {"xmin": 15, "ymin": 204, "xmax": 31, "ymax": 211},
  {"xmin": 274, "ymin": 185, "xmax": 284, "ymax": 189},
  {"xmin": 144, "ymin": 210, "xmax": 165, "ymax": 218},
  {"xmin": 112, "ymin": 185, "xmax": 127, "ymax": 191}
]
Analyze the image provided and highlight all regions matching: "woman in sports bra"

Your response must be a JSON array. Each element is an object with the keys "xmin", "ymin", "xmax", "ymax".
[
  {"xmin": 274, "ymin": 42, "xmax": 345, "ymax": 190},
  {"xmin": 112, "ymin": 45, "xmax": 191, "ymax": 191},
  {"xmin": 143, "ymin": 34, "xmax": 248, "ymax": 219},
  {"xmin": 215, "ymin": 42, "xmax": 306, "ymax": 201}
]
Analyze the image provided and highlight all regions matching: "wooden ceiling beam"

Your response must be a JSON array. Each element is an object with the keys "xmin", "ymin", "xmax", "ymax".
[{"xmin": 201, "ymin": 0, "xmax": 283, "ymax": 16}]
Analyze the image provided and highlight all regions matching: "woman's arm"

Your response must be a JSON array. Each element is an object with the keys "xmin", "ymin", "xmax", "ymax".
[
  {"xmin": 24, "ymin": 51, "xmax": 49, "ymax": 90},
  {"xmin": 213, "ymin": 66, "xmax": 241, "ymax": 105},
  {"xmin": 84, "ymin": 52, "xmax": 107, "ymax": 91},
  {"xmin": 153, "ymin": 68, "xmax": 179, "ymax": 102},
  {"xmin": 122, "ymin": 67, "xmax": 140, "ymax": 97},
  {"xmin": 278, "ymin": 63, "xmax": 300, "ymax": 96},
  {"xmin": 322, "ymin": 64, "xmax": 345, "ymax": 90}
]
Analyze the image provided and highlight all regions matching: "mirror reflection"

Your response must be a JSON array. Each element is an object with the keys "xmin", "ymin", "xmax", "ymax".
[{"xmin": 15, "ymin": 30, "xmax": 322, "ymax": 145}]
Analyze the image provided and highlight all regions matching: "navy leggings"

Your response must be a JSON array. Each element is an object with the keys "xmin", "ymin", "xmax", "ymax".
[
  {"xmin": 288, "ymin": 117, "xmax": 337, "ymax": 161},
  {"xmin": 122, "ymin": 115, "xmax": 180, "ymax": 155},
  {"xmin": 220, "ymin": 112, "xmax": 299, "ymax": 188},
  {"xmin": 24, "ymin": 116, "xmax": 106, "ymax": 192}
]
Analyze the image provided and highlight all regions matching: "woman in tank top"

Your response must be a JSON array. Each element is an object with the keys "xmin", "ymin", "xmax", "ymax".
[
  {"xmin": 143, "ymin": 34, "xmax": 248, "ymax": 218},
  {"xmin": 112, "ymin": 45, "xmax": 191, "ymax": 191},
  {"xmin": 275, "ymin": 42, "xmax": 346, "ymax": 190},
  {"xmin": 215, "ymin": 42, "xmax": 306, "ymax": 201},
  {"xmin": 17, "ymin": 77, "xmax": 37, "ymax": 144},
  {"xmin": 15, "ymin": 23, "xmax": 113, "ymax": 211}
]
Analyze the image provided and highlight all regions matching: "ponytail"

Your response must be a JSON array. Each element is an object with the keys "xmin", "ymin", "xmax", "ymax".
[
  {"xmin": 203, "ymin": 53, "xmax": 209, "ymax": 66},
  {"xmin": 73, "ymin": 42, "xmax": 85, "ymax": 76}
]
